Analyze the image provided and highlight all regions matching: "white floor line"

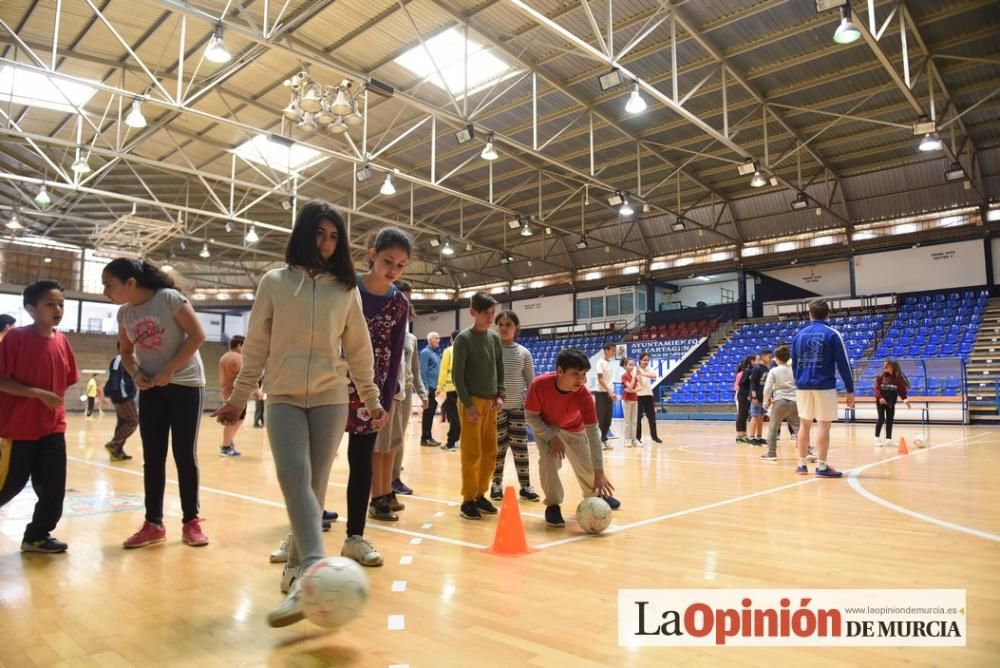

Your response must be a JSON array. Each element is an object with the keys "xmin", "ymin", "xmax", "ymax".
[
  {"xmin": 533, "ymin": 432, "xmax": 986, "ymax": 550},
  {"xmin": 846, "ymin": 436, "xmax": 1000, "ymax": 543},
  {"xmin": 328, "ymin": 482, "xmax": 545, "ymax": 518},
  {"xmin": 66, "ymin": 456, "xmax": 488, "ymax": 550}
]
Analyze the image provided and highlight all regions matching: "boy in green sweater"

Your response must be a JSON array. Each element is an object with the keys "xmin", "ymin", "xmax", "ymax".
[{"xmin": 452, "ymin": 292, "xmax": 505, "ymax": 520}]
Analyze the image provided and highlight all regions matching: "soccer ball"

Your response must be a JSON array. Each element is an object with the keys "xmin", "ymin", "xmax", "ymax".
[
  {"xmin": 299, "ymin": 557, "xmax": 369, "ymax": 628},
  {"xmin": 576, "ymin": 497, "xmax": 613, "ymax": 534},
  {"xmin": 913, "ymin": 433, "xmax": 928, "ymax": 448},
  {"xmin": 79, "ymin": 394, "xmax": 88, "ymax": 403}
]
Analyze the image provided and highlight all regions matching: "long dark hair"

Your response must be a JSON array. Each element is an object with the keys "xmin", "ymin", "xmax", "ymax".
[
  {"xmin": 103, "ymin": 258, "xmax": 176, "ymax": 291},
  {"xmin": 737, "ymin": 354, "xmax": 756, "ymax": 373},
  {"xmin": 883, "ymin": 359, "xmax": 910, "ymax": 390},
  {"xmin": 372, "ymin": 227, "xmax": 413, "ymax": 258},
  {"xmin": 286, "ymin": 200, "xmax": 356, "ymax": 288}
]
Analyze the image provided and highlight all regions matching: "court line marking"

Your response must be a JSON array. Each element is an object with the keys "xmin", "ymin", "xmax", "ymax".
[
  {"xmin": 327, "ymin": 482, "xmax": 546, "ymax": 519},
  {"xmin": 66, "ymin": 456, "xmax": 489, "ymax": 550},
  {"xmin": 533, "ymin": 432, "xmax": 987, "ymax": 550},
  {"xmin": 846, "ymin": 436, "xmax": 1000, "ymax": 543}
]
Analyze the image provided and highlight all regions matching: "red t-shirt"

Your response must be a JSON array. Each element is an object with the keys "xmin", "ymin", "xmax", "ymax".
[
  {"xmin": 621, "ymin": 371, "xmax": 638, "ymax": 402},
  {"xmin": 0, "ymin": 326, "xmax": 79, "ymax": 440},
  {"xmin": 524, "ymin": 372, "xmax": 597, "ymax": 433}
]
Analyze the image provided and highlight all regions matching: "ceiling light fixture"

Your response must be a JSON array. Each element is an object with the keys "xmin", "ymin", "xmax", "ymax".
[
  {"xmin": 224, "ymin": 221, "xmax": 234, "ymax": 233},
  {"xmin": 455, "ymin": 124, "xmax": 475, "ymax": 144},
  {"xmin": 619, "ymin": 197, "xmax": 635, "ymax": 217},
  {"xmin": 6, "ymin": 211, "xmax": 23, "ymax": 230},
  {"xmin": 481, "ymin": 133, "xmax": 498, "ymax": 161},
  {"xmin": 791, "ymin": 192, "xmax": 810, "ymax": 210},
  {"xmin": 832, "ymin": 6, "xmax": 861, "ymax": 44},
  {"xmin": 199, "ymin": 243, "xmax": 210, "ymax": 258},
  {"xmin": 598, "ymin": 69, "xmax": 623, "ymax": 91},
  {"xmin": 944, "ymin": 161, "xmax": 968, "ymax": 183},
  {"xmin": 380, "ymin": 172, "xmax": 396, "ymax": 196},
  {"xmin": 499, "ymin": 252, "xmax": 514, "ymax": 264},
  {"xmin": 575, "ymin": 235, "xmax": 589, "ymax": 250},
  {"xmin": 356, "ymin": 165, "xmax": 373, "ymax": 181},
  {"xmin": 750, "ymin": 170, "xmax": 768, "ymax": 188},
  {"xmin": 671, "ymin": 217, "xmax": 687, "ymax": 232},
  {"xmin": 441, "ymin": 239, "xmax": 455, "ymax": 256},
  {"xmin": 429, "ymin": 236, "xmax": 441, "ymax": 248},
  {"xmin": 918, "ymin": 132, "xmax": 943, "ymax": 152},
  {"xmin": 125, "ymin": 99, "xmax": 147, "ymax": 128},
  {"xmin": 625, "ymin": 82, "xmax": 647, "ymax": 114},
  {"xmin": 205, "ymin": 24, "xmax": 232, "ymax": 64},
  {"xmin": 245, "ymin": 225, "xmax": 259, "ymax": 244},
  {"xmin": 737, "ymin": 158, "xmax": 758, "ymax": 176},
  {"xmin": 34, "ymin": 184, "xmax": 51, "ymax": 208},
  {"xmin": 71, "ymin": 154, "xmax": 91, "ymax": 175},
  {"xmin": 520, "ymin": 219, "xmax": 534, "ymax": 236}
]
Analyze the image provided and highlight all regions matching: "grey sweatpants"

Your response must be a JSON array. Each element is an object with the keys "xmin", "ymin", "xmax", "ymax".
[
  {"xmin": 767, "ymin": 399, "xmax": 800, "ymax": 454},
  {"xmin": 537, "ymin": 429, "xmax": 598, "ymax": 507},
  {"xmin": 266, "ymin": 403, "xmax": 347, "ymax": 570}
]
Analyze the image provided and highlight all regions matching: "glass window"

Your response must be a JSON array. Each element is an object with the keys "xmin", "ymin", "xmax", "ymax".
[
  {"xmin": 606, "ymin": 294, "xmax": 619, "ymax": 317},
  {"xmin": 590, "ymin": 297, "xmax": 603, "ymax": 318},
  {"xmin": 576, "ymin": 298, "xmax": 590, "ymax": 320},
  {"xmin": 637, "ymin": 291, "xmax": 647, "ymax": 313},
  {"xmin": 621, "ymin": 292, "xmax": 634, "ymax": 315}
]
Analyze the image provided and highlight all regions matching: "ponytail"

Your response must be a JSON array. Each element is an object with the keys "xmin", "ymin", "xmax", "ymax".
[{"xmin": 103, "ymin": 257, "xmax": 177, "ymax": 291}]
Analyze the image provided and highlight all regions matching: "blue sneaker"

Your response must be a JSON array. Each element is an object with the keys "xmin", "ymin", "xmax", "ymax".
[
  {"xmin": 220, "ymin": 445, "xmax": 241, "ymax": 457},
  {"xmin": 600, "ymin": 495, "xmax": 621, "ymax": 510},
  {"xmin": 815, "ymin": 466, "xmax": 843, "ymax": 478},
  {"xmin": 795, "ymin": 465, "xmax": 809, "ymax": 475}
]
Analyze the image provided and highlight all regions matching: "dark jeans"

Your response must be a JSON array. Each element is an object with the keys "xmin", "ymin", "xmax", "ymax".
[
  {"xmin": 346, "ymin": 432, "xmax": 376, "ymax": 537},
  {"xmin": 442, "ymin": 391, "xmax": 461, "ymax": 447},
  {"xmin": 86, "ymin": 396, "xmax": 95, "ymax": 416},
  {"xmin": 0, "ymin": 433, "xmax": 67, "ymax": 541},
  {"xmin": 254, "ymin": 397, "xmax": 265, "ymax": 427},
  {"xmin": 110, "ymin": 399, "xmax": 139, "ymax": 450},
  {"xmin": 876, "ymin": 401, "xmax": 897, "ymax": 439},
  {"xmin": 138, "ymin": 384, "xmax": 203, "ymax": 524},
  {"xmin": 636, "ymin": 395, "xmax": 660, "ymax": 440},
  {"xmin": 421, "ymin": 391, "xmax": 438, "ymax": 441},
  {"xmin": 594, "ymin": 392, "xmax": 612, "ymax": 441},
  {"xmin": 735, "ymin": 394, "xmax": 751, "ymax": 432}
]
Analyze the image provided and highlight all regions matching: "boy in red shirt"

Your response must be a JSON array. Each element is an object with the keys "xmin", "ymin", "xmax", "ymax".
[
  {"xmin": 525, "ymin": 348, "xmax": 618, "ymax": 528},
  {"xmin": 0, "ymin": 280, "xmax": 79, "ymax": 553}
]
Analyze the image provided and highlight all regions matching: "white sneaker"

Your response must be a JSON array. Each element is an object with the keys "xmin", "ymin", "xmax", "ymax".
[
  {"xmin": 873, "ymin": 436, "xmax": 883, "ymax": 447},
  {"xmin": 280, "ymin": 564, "xmax": 300, "ymax": 594},
  {"xmin": 341, "ymin": 535, "xmax": 383, "ymax": 567},
  {"xmin": 269, "ymin": 534, "xmax": 291, "ymax": 563},
  {"xmin": 806, "ymin": 449, "xmax": 818, "ymax": 463},
  {"xmin": 631, "ymin": 440, "xmax": 642, "ymax": 448},
  {"xmin": 267, "ymin": 578, "xmax": 304, "ymax": 628}
]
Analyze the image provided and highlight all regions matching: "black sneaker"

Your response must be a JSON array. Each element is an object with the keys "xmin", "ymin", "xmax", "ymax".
[
  {"xmin": 652, "ymin": 437, "xmax": 663, "ymax": 444},
  {"xmin": 441, "ymin": 443, "xmax": 457, "ymax": 451},
  {"xmin": 429, "ymin": 438, "xmax": 442, "ymax": 446},
  {"xmin": 600, "ymin": 494, "xmax": 621, "ymax": 510},
  {"xmin": 544, "ymin": 505, "xmax": 565, "ymax": 528},
  {"xmin": 368, "ymin": 497, "xmax": 399, "ymax": 522},
  {"xmin": 460, "ymin": 500, "xmax": 482, "ymax": 520},
  {"xmin": 751, "ymin": 438, "xmax": 766, "ymax": 447},
  {"xmin": 420, "ymin": 439, "xmax": 437, "ymax": 447},
  {"xmin": 21, "ymin": 536, "xmax": 68, "ymax": 553},
  {"xmin": 322, "ymin": 510, "xmax": 339, "ymax": 522},
  {"xmin": 475, "ymin": 496, "xmax": 498, "ymax": 514},
  {"xmin": 490, "ymin": 483, "xmax": 503, "ymax": 501},
  {"xmin": 760, "ymin": 451, "xmax": 778, "ymax": 462},
  {"xmin": 519, "ymin": 486, "xmax": 540, "ymax": 502},
  {"xmin": 322, "ymin": 519, "xmax": 332, "ymax": 532}
]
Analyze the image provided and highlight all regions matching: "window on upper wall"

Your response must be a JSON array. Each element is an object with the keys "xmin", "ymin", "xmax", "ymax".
[
  {"xmin": 606, "ymin": 294, "xmax": 619, "ymax": 317},
  {"xmin": 576, "ymin": 298, "xmax": 590, "ymax": 320},
  {"xmin": 590, "ymin": 296, "xmax": 604, "ymax": 318},
  {"xmin": 637, "ymin": 291, "xmax": 647, "ymax": 313},
  {"xmin": 621, "ymin": 292, "xmax": 634, "ymax": 315}
]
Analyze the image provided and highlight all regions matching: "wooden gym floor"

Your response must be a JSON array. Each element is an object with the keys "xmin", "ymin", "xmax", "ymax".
[{"xmin": 1, "ymin": 411, "xmax": 998, "ymax": 667}]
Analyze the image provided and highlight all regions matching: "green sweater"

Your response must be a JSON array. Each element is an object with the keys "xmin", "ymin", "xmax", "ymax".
[{"xmin": 451, "ymin": 327, "xmax": 505, "ymax": 407}]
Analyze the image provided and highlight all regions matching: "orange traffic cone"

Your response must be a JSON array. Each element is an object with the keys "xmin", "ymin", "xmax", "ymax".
[
  {"xmin": 482, "ymin": 486, "xmax": 537, "ymax": 557},
  {"xmin": 897, "ymin": 437, "xmax": 909, "ymax": 455}
]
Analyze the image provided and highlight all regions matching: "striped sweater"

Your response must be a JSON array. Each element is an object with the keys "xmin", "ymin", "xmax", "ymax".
[{"xmin": 501, "ymin": 342, "xmax": 535, "ymax": 410}]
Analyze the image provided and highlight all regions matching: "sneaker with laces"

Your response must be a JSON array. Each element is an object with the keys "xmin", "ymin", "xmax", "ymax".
[
  {"xmin": 459, "ymin": 500, "xmax": 481, "ymax": 520},
  {"xmin": 391, "ymin": 478, "xmax": 413, "ymax": 495},
  {"xmin": 760, "ymin": 451, "xmax": 778, "ymax": 462},
  {"xmin": 220, "ymin": 444, "xmax": 241, "ymax": 457},
  {"xmin": 519, "ymin": 486, "xmax": 540, "ymax": 502},
  {"xmin": 475, "ymin": 496, "xmax": 498, "ymax": 514},
  {"xmin": 736, "ymin": 436, "xmax": 750, "ymax": 444},
  {"xmin": 544, "ymin": 505, "xmax": 565, "ymax": 528},
  {"xmin": 267, "ymin": 579, "xmax": 305, "ymax": 628},
  {"xmin": 368, "ymin": 497, "xmax": 399, "ymax": 522},
  {"xmin": 441, "ymin": 443, "xmax": 457, "ymax": 451},
  {"xmin": 490, "ymin": 483, "xmax": 503, "ymax": 501},
  {"xmin": 270, "ymin": 534, "xmax": 291, "ymax": 563},
  {"xmin": 600, "ymin": 494, "xmax": 621, "ymax": 510},
  {"xmin": 388, "ymin": 493, "xmax": 405, "ymax": 512},
  {"xmin": 815, "ymin": 466, "xmax": 843, "ymax": 478},
  {"xmin": 280, "ymin": 564, "xmax": 300, "ymax": 594},
  {"xmin": 795, "ymin": 465, "xmax": 809, "ymax": 475},
  {"xmin": 806, "ymin": 449, "xmax": 818, "ymax": 463},
  {"xmin": 182, "ymin": 518, "xmax": 209, "ymax": 546},
  {"xmin": 123, "ymin": 521, "xmax": 166, "ymax": 549},
  {"xmin": 322, "ymin": 510, "xmax": 338, "ymax": 522},
  {"xmin": 873, "ymin": 436, "xmax": 884, "ymax": 447},
  {"xmin": 341, "ymin": 535, "xmax": 383, "ymax": 567},
  {"xmin": 21, "ymin": 536, "xmax": 68, "ymax": 553},
  {"xmin": 652, "ymin": 437, "xmax": 663, "ymax": 444}
]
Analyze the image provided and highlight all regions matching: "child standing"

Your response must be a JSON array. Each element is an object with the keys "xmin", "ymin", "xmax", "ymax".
[
  {"xmin": 85, "ymin": 373, "xmax": 99, "ymax": 417},
  {"xmin": 525, "ymin": 348, "xmax": 618, "ymax": 528},
  {"xmin": 489, "ymin": 310, "xmax": 539, "ymax": 502},
  {"xmin": 874, "ymin": 360, "xmax": 911, "ymax": 446},
  {"xmin": 344, "ymin": 227, "xmax": 411, "ymax": 562},
  {"xmin": 593, "ymin": 343, "xmax": 617, "ymax": 448},
  {"xmin": 748, "ymin": 349, "xmax": 773, "ymax": 446},
  {"xmin": 760, "ymin": 345, "xmax": 812, "ymax": 462},
  {"xmin": 103, "ymin": 259, "xmax": 208, "ymax": 549},
  {"xmin": 635, "ymin": 353, "xmax": 662, "ymax": 444},
  {"xmin": 792, "ymin": 300, "xmax": 855, "ymax": 478},
  {"xmin": 437, "ymin": 329, "xmax": 461, "ymax": 451},
  {"xmin": 452, "ymin": 292, "xmax": 505, "ymax": 520},
  {"xmin": 0, "ymin": 280, "xmax": 78, "ymax": 553},
  {"xmin": 419, "ymin": 332, "xmax": 442, "ymax": 446},
  {"xmin": 734, "ymin": 355, "xmax": 755, "ymax": 444},
  {"xmin": 620, "ymin": 358, "xmax": 640, "ymax": 448},
  {"xmin": 103, "ymin": 342, "xmax": 138, "ymax": 461},
  {"xmin": 212, "ymin": 202, "xmax": 384, "ymax": 626},
  {"xmin": 217, "ymin": 335, "xmax": 246, "ymax": 457}
]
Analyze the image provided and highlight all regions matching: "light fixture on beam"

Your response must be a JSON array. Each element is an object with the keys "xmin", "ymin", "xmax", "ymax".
[
  {"xmin": 671, "ymin": 217, "xmax": 687, "ymax": 232},
  {"xmin": 619, "ymin": 196, "xmax": 635, "ymax": 217},
  {"xmin": 365, "ymin": 78, "xmax": 394, "ymax": 98},
  {"xmin": 224, "ymin": 221, "xmax": 234, "ymax": 233},
  {"xmin": 205, "ymin": 24, "xmax": 232, "ymax": 64},
  {"xmin": 429, "ymin": 236, "xmax": 441, "ymax": 248},
  {"xmin": 71, "ymin": 154, "xmax": 91, "ymax": 175},
  {"xmin": 944, "ymin": 161, "xmax": 968, "ymax": 183},
  {"xmin": 791, "ymin": 192, "xmax": 810, "ymax": 210},
  {"xmin": 520, "ymin": 219, "xmax": 534, "ymax": 236},
  {"xmin": 441, "ymin": 239, "xmax": 455, "ymax": 256},
  {"xmin": 737, "ymin": 157, "xmax": 758, "ymax": 176},
  {"xmin": 607, "ymin": 192, "xmax": 623, "ymax": 207},
  {"xmin": 815, "ymin": 0, "xmax": 848, "ymax": 11},
  {"xmin": 768, "ymin": 176, "xmax": 780, "ymax": 187},
  {"xmin": 245, "ymin": 225, "xmax": 259, "ymax": 244},
  {"xmin": 575, "ymin": 235, "xmax": 589, "ymax": 250},
  {"xmin": 598, "ymin": 69, "xmax": 623, "ymax": 91},
  {"xmin": 380, "ymin": 172, "xmax": 396, "ymax": 196},
  {"xmin": 330, "ymin": 86, "xmax": 352, "ymax": 115},
  {"xmin": 499, "ymin": 252, "xmax": 514, "ymax": 264},
  {"xmin": 328, "ymin": 117, "xmax": 347, "ymax": 134},
  {"xmin": 750, "ymin": 169, "xmax": 768, "ymax": 188},
  {"xmin": 6, "ymin": 211, "xmax": 22, "ymax": 230},
  {"xmin": 199, "ymin": 243, "xmax": 210, "ymax": 258},
  {"xmin": 344, "ymin": 101, "xmax": 364, "ymax": 126},
  {"xmin": 455, "ymin": 124, "xmax": 475, "ymax": 144},
  {"xmin": 625, "ymin": 82, "xmax": 647, "ymax": 114},
  {"xmin": 481, "ymin": 133, "xmax": 499, "ymax": 161},
  {"xmin": 34, "ymin": 184, "xmax": 51, "ymax": 208},
  {"xmin": 125, "ymin": 99, "xmax": 147, "ymax": 129},
  {"xmin": 432, "ymin": 266, "xmax": 446, "ymax": 276},
  {"xmin": 508, "ymin": 217, "xmax": 522, "ymax": 230},
  {"xmin": 161, "ymin": 261, "xmax": 174, "ymax": 273},
  {"xmin": 832, "ymin": 6, "xmax": 861, "ymax": 44},
  {"xmin": 918, "ymin": 132, "xmax": 943, "ymax": 152},
  {"xmin": 356, "ymin": 165, "xmax": 373, "ymax": 181}
]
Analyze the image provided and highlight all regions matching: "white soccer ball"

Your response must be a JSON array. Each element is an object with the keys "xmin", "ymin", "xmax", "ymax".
[
  {"xmin": 913, "ymin": 433, "xmax": 928, "ymax": 448},
  {"xmin": 576, "ymin": 496, "xmax": 613, "ymax": 534},
  {"xmin": 79, "ymin": 394, "xmax": 88, "ymax": 403},
  {"xmin": 299, "ymin": 557, "xmax": 369, "ymax": 628}
]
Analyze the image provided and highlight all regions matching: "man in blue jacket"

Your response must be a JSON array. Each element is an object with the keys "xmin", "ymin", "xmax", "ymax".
[
  {"xmin": 419, "ymin": 332, "xmax": 442, "ymax": 446},
  {"xmin": 791, "ymin": 300, "xmax": 855, "ymax": 478}
]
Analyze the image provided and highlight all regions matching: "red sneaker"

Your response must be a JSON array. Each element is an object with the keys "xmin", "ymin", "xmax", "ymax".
[
  {"xmin": 123, "ymin": 521, "xmax": 166, "ymax": 549},
  {"xmin": 182, "ymin": 518, "xmax": 209, "ymax": 547}
]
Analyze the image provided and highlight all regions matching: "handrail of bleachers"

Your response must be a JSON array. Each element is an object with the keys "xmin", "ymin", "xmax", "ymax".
[{"xmin": 762, "ymin": 293, "xmax": 898, "ymax": 318}]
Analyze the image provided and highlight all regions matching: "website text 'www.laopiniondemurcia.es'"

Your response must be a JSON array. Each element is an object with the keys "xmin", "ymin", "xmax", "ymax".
[{"xmin": 618, "ymin": 589, "xmax": 966, "ymax": 647}]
